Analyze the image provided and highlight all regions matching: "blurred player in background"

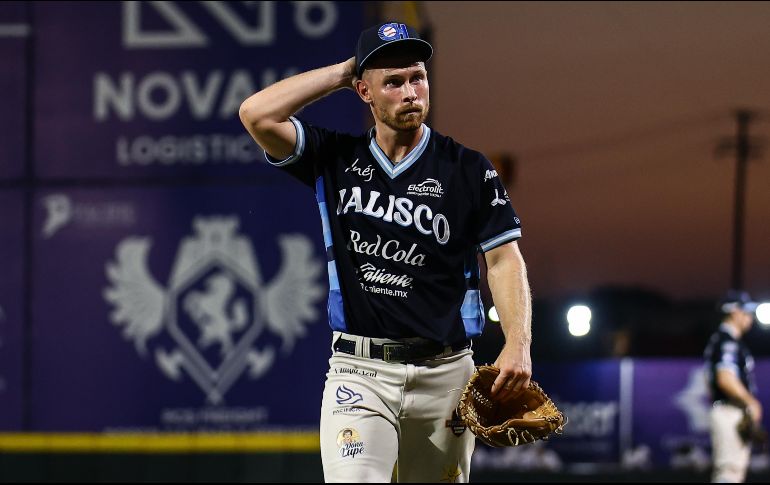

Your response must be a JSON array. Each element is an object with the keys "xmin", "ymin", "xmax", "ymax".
[{"xmin": 704, "ymin": 289, "xmax": 762, "ymax": 483}]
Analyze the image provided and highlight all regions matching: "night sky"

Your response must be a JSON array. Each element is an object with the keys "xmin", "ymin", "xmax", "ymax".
[{"xmin": 424, "ymin": 1, "xmax": 770, "ymax": 302}]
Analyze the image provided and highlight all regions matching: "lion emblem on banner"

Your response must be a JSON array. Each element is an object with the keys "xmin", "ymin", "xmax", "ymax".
[{"xmin": 103, "ymin": 216, "xmax": 324, "ymax": 404}]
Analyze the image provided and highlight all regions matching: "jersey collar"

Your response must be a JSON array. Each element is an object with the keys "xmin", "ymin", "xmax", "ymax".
[
  {"xmin": 720, "ymin": 323, "xmax": 740, "ymax": 340},
  {"xmin": 368, "ymin": 124, "xmax": 431, "ymax": 179}
]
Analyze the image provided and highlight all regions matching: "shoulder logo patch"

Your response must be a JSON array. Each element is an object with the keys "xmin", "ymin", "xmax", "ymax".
[{"xmin": 491, "ymin": 188, "xmax": 509, "ymax": 206}]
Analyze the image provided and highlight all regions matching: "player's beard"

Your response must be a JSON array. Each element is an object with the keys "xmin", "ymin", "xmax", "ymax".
[{"xmin": 375, "ymin": 101, "xmax": 430, "ymax": 133}]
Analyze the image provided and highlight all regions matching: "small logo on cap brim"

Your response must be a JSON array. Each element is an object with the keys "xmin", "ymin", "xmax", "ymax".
[{"xmin": 378, "ymin": 23, "xmax": 408, "ymax": 41}]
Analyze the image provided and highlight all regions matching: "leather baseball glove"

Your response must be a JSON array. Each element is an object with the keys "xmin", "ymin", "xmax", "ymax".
[
  {"xmin": 457, "ymin": 365, "xmax": 566, "ymax": 447},
  {"xmin": 737, "ymin": 410, "xmax": 768, "ymax": 447}
]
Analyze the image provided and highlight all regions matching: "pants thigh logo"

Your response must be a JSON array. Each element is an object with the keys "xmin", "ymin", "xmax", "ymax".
[
  {"xmin": 337, "ymin": 428, "xmax": 365, "ymax": 458},
  {"xmin": 445, "ymin": 409, "xmax": 467, "ymax": 437},
  {"xmin": 336, "ymin": 384, "xmax": 363, "ymax": 405}
]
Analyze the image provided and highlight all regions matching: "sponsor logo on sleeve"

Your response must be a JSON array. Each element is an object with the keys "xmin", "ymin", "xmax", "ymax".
[
  {"xmin": 490, "ymin": 188, "xmax": 509, "ymax": 207},
  {"xmin": 484, "ymin": 169, "xmax": 498, "ymax": 182}
]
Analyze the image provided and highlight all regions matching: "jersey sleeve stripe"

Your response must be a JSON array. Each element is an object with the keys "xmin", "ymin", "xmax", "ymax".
[
  {"xmin": 327, "ymin": 261, "xmax": 340, "ymax": 291},
  {"xmin": 263, "ymin": 116, "xmax": 305, "ymax": 167},
  {"xmin": 460, "ymin": 289, "xmax": 484, "ymax": 339},
  {"xmin": 716, "ymin": 362, "xmax": 740, "ymax": 376},
  {"xmin": 318, "ymin": 202, "xmax": 333, "ymax": 248},
  {"xmin": 315, "ymin": 175, "xmax": 347, "ymax": 333},
  {"xmin": 479, "ymin": 228, "xmax": 522, "ymax": 252}
]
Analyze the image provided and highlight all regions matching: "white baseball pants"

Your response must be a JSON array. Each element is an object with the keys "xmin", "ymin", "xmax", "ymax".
[
  {"xmin": 710, "ymin": 402, "xmax": 751, "ymax": 483},
  {"xmin": 320, "ymin": 332, "xmax": 476, "ymax": 483}
]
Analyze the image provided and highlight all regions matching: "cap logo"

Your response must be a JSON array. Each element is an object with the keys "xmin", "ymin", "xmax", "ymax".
[{"xmin": 378, "ymin": 23, "xmax": 409, "ymax": 41}]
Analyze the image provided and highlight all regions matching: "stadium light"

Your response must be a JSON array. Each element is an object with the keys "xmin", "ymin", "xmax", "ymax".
[
  {"xmin": 757, "ymin": 303, "xmax": 770, "ymax": 325},
  {"xmin": 567, "ymin": 305, "xmax": 591, "ymax": 337},
  {"xmin": 488, "ymin": 306, "xmax": 500, "ymax": 323}
]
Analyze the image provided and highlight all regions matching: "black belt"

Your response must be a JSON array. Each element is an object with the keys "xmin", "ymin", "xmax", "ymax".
[
  {"xmin": 334, "ymin": 337, "xmax": 471, "ymax": 363},
  {"xmin": 713, "ymin": 399, "xmax": 744, "ymax": 408}
]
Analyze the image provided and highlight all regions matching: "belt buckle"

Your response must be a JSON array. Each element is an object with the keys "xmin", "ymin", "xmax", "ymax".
[{"xmin": 381, "ymin": 343, "xmax": 403, "ymax": 363}]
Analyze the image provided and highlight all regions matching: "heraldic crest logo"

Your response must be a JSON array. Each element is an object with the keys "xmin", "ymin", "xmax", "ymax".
[{"xmin": 103, "ymin": 216, "xmax": 324, "ymax": 404}]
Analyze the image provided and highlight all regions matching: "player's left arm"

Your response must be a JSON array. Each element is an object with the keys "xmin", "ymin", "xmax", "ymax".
[{"xmin": 484, "ymin": 240, "xmax": 532, "ymax": 399}]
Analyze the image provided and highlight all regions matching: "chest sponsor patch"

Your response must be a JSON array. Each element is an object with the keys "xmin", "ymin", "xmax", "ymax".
[
  {"xmin": 345, "ymin": 158, "xmax": 374, "ymax": 182},
  {"xmin": 337, "ymin": 187, "xmax": 450, "ymax": 244},
  {"xmin": 347, "ymin": 230, "xmax": 427, "ymax": 267},
  {"xmin": 407, "ymin": 178, "xmax": 444, "ymax": 198}
]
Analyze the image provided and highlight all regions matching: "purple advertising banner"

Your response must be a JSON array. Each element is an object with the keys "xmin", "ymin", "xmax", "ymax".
[
  {"xmin": 632, "ymin": 357, "xmax": 770, "ymax": 467},
  {"xmin": 632, "ymin": 359, "xmax": 709, "ymax": 466},
  {"xmin": 535, "ymin": 360, "xmax": 624, "ymax": 464},
  {"xmin": 31, "ymin": 184, "xmax": 330, "ymax": 431},
  {"xmin": 754, "ymin": 360, "xmax": 770, "ymax": 416},
  {"xmin": 0, "ymin": 189, "xmax": 24, "ymax": 430},
  {"xmin": 474, "ymin": 357, "xmax": 770, "ymax": 471},
  {"xmin": 472, "ymin": 360, "xmax": 624, "ymax": 473},
  {"xmin": 0, "ymin": 2, "xmax": 27, "ymax": 180},
  {"xmin": 34, "ymin": 1, "xmax": 364, "ymax": 179}
]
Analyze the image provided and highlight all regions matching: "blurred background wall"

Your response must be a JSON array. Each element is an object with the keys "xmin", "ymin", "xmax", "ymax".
[
  {"xmin": 424, "ymin": 1, "xmax": 770, "ymax": 301},
  {"xmin": 1, "ymin": 1, "xmax": 770, "ymax": 482}
]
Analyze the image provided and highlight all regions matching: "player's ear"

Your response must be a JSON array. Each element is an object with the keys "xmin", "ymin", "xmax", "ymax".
[{"xmin": 355, "ymin": 79, "xmax": 372, "ymax": 105}]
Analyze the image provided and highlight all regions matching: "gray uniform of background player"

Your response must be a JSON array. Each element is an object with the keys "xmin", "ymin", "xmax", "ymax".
[{"xmin": 239, "ymin": 23, "xmax": 533, "ymax": 482}]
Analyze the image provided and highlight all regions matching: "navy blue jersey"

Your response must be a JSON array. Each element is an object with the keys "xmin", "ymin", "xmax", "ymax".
[
  {"xmin": 266, "ymin": 117, "xmax": 522, "ymax": 344},
  {"xmin": 704, "ymin": 324, "xmax": 757, "ymax": 404}
]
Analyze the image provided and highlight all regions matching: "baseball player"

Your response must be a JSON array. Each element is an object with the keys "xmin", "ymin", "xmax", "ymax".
[
  {"xmin": 703, "ymin": 290, "xmax": 763, "ymax": 483},
  {"xmin": 239, "ymin": 22, "xmax": 532, "ymax": 483}
]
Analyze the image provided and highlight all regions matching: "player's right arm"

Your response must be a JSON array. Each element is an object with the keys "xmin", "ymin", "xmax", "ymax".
[
  {"xmin": 716, "ymin": 369, "xmax": 763, "ymax": 422},
  {"xmin": 239, "ymin": 57, "xmax": 356, "ymax": 159}
]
